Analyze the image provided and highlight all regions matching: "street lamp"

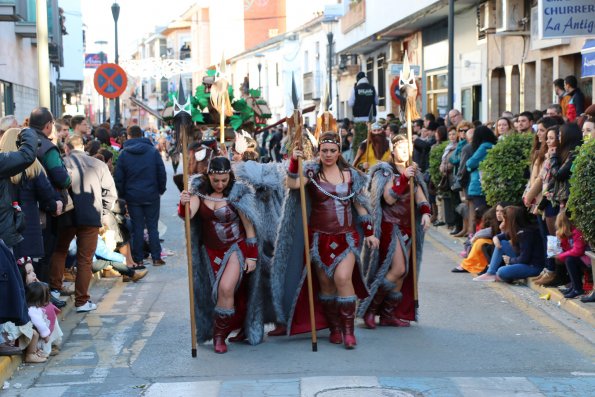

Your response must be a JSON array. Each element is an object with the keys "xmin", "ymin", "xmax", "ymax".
[
  {"xmin": 323, "ymin": 18, "xmax": 337, "ymax": 112},
  {"xmin": 111, "ymin": 2, "xmax": 121, "ymax": 125},
  {"xmin": 95, "ymin": 40, "xmax": 108, "ymax": 123},
  {"xmin": 255, "ymin": 53, "xmax": 265, "ymax": 95}
]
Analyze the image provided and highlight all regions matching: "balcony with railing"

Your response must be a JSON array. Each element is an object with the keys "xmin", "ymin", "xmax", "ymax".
[{"xmin": 341, "ymin": 0, "xmax": 365, "ymax": 34}]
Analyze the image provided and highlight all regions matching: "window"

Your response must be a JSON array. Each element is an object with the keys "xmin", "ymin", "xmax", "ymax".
[
  {"xmin": 426, "ymin": 70, "xmax": 448, "ymax": 118},
  {"xmin": 0, "ymin": 81, "xmax": 14, "ymax": 117},
  {"xmin": 377, "ymin": 53, "xmax": 386, "ymax": 108},
  {"xmin": 366, "ymin": 57, "xmax": 374, "ymax": 85}
]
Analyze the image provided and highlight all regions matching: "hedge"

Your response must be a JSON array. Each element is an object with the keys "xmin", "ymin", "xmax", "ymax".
[
  {"xmin": 479, "ymin": 133, "xmax": 532, "ymax": 206},
  {"xmin": 429, "ymin": 141, "xmax": 448, "ymax": 187},
  {"xmin": 567, "ymin": 138, "xmax": 595, "ymax": 244}
]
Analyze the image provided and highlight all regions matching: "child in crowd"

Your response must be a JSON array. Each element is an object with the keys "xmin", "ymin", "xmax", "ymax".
[
  {"xmin": 1, "ymin": 258, "xmax": 62, "ymax": 363},
  {"xmin": 473, "ymin": 206, "xmax": 545, "ymax": 282},
  {"xmin": 554, "ymin": 210, "xmax": 590, "ymax": 299},
  {"xmin": 452, "ymin": 205, "xmax": 502, "ymax": 273},
  {"xmin": 26, "ymin": 281, "xmax": 63, "ymax": 358}
]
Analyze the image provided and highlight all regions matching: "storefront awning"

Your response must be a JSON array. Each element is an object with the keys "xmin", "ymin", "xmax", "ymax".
[{"xmin": 582, "ymin": 39, "xmax": 595, "ymax": 78}]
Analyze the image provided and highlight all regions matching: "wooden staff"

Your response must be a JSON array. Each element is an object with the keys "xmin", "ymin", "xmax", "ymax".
[
  {"xmin": 220, "ymin": 103, "xmax": 225, "ymax": 144},
  {"xmin": 406, "ymin": 106, "xmax": 419, "ymax": 309},
  {"xmin": 292, "ymin": 111, "xmax": 318, "ymax": 352},
  {"xmin": 181, "ymin": 120, "xmax": 198, "ymax": 357}
]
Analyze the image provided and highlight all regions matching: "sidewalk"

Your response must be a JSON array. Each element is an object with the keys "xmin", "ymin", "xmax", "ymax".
[{"xmin": 429, "ymin": 224, "xmax": 595, "ymax": 328}]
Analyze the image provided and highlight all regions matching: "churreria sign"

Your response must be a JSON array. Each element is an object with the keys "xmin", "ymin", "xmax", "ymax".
[{"xmin": 539, "ymin": 0, "xmax": 595, "ymax": 39}]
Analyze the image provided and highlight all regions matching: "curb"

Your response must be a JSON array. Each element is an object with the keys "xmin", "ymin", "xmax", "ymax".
[
  {"xmin": 430, "ymin": 224, "xmax": 595, "ymax": 328},
  {"xmin": 0, "ymin": 272, "xmax": 104, "ymax": 385}
]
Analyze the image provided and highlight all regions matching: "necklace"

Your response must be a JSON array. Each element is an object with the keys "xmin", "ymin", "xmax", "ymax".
[
  {"xmin": 309, "ymin": 177, "xmax": 355, "ymax": 201},
  {"xmin": 195, "ymin": 191, "xmax": 229, "ymax": 202}
]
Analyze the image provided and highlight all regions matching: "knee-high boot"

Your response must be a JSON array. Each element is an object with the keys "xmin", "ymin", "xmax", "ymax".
[
  {"xmin": 213, "ymin": 307, "xmax": 234, "ymax": 354},
  {"xmin": 379, "ymin": 291, "xmax": 410, "ymax": 327},
  {"xmin": 319, "ymin": 295, "xmax": 342, "ymax": 344},
  {"xmin": 363, "ymin": 278, "xmax": 396, "ymax": 329},
  {"xmin": 337, "ymin": 296, "xmax": 357, "ymax": 349}
]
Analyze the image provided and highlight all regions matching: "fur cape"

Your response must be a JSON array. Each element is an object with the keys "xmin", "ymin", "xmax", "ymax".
[
  {"xmin": 357, "ymin": 162, "xmax": 428, "ymax": 320},
  {"xmin": 233, "ymin": 160, "xmax": 286, "ymax": 323},
  {"xmin": 270, "ymin": 161, "xmax": 372, "ymax": 329},
  {"xmin": 189, "ymin": 175, "xmax": 265, "ymax": 345}
]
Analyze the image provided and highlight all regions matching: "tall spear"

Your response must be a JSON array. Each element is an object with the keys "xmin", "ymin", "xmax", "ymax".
[
  {"xmin": 173, "ymin": 78, "xmax": 198, "ymax": 357},
  {"xmin": 288, "ymin": 73, "xmax": 318, "ymax": 352},
  {"xmin": 399, "ymin": 51, "xmax": 420, "ymax": 310}
]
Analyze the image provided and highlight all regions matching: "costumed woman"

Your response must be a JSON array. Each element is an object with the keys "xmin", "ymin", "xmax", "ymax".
[
  {"xmin": 178, "ymin": 156, "xmax": 264, "ymax": 354},
  {"xmin": 358, "ymin": 134, "xmax": 431, "ymax": 329},
  {"xmin": 271, "ymin": 131, "xmax": 379, "ymax": 349}
]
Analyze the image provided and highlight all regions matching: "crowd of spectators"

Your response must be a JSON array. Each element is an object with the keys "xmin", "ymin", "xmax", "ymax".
[{"xmin": 0, "ymin": 109, "xmax": 169, "ymax": 362}]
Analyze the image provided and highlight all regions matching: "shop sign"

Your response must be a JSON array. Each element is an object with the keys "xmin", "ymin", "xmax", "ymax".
[
  {"xmin": 539, "ymin": 0, "xmax": 595, "ymax": 39},
  {"xmin": 582, "ymin": 40, "xmax": 595, "ymax": 78},
  {"xmin": 389, "ymin": 63, "xmax": 421, "ymax": 76}
]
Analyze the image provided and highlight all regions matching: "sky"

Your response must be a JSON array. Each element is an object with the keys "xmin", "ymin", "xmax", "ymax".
[{"xmin": 82, "ymin": 0, "xmax": 196, "ymax": 61}]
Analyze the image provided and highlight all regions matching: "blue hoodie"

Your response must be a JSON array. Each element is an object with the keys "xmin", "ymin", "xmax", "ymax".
[
  {"xmin": 114, "ymin": 138, "xmax": 166, "ymax": 205},
  {"xmin": 466, "ymin": 142, "xmax": 494, "ymax": 197}
]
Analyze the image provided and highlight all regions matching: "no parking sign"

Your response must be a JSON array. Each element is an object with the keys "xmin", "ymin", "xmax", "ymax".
[{"xmin": 94, "ymin": 63, "xmax": 128, "ymax": 99}]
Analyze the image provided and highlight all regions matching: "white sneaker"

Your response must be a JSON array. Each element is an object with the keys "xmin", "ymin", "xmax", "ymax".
[
  {"xmin": 50, "ymin": 289, "xmax": 61, "ymax": 300},
  {"xmin": 76, "ymin": 301, "xmax": 97, "ymax": 313}
]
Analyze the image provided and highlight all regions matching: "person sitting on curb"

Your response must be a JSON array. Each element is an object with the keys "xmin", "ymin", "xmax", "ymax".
[{"xmin": 473, "ymin": 206, "xmax": 545, "ymax": 283}]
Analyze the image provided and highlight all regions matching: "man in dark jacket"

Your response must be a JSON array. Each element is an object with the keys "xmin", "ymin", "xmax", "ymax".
[
  {"xmin": 114, "ymin": 125, "xmax": 167, "ymax": 266},
  {"xmin": 49, "ymin": 135, "xmax": 117, "ymax": 312},
  {"xmin": 28, "ymin": 107, "xmax": 71, "ymax": 285},
  {"xmin": 0, "ymin": 128, "xmax": 39, "ymax": 249},
  {"xmin": 348, "ymin": 71, "xmax": 379, "ymax": 122}
]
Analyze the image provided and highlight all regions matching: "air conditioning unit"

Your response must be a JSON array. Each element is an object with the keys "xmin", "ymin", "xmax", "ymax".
[
  {"xmin": 496, "ymin": 0, "xmax": 525, "ymax": 33},
  {"xmin": 478, "ymin": 2, "xmax": 495, "ymax": 32}
]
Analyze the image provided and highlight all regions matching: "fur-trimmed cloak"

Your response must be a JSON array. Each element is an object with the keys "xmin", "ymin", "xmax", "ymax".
[
  {"xmin": 189, "ymin": 176, "xmax": 265, "ymax": 345},
  {"xmin": 357, "ymin": 161, "xmax": 428, "ymax": 321},
  {"xmin": 233, "ymin": 160, "xmax": 286, "ymax": 323},
  {"xmin": 270, "ymin": 161, "xmax": 372, "ymax": 334}
]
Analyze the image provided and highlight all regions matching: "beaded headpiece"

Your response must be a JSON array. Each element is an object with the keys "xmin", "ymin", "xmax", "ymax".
[{"xmin": 207, "ymin": 156, "xmax": 232, "ymax": 174}]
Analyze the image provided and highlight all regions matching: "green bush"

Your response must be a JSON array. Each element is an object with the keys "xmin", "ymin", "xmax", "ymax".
[
  {"xmin": 429, "ymin": 141, "xmax": 448, "ymax": 187},
  {"xmin": 479, "ymin": 133, "xmax": 532, "ymax": 206},
  {"xmin": 567, "ymin": 138, "xmax": 595, "ymax": 245}
]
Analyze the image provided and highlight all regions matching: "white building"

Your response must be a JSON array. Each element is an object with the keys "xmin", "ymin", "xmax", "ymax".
[{"xmin": 59, "ymin": 0, "xmax": 85, "ymax": 116}]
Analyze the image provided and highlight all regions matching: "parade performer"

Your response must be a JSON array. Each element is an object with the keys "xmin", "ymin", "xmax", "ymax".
[
  {"xmin": 358, "ymin": 134, "xmax": 431, "ymax": 328},
  {"xmin": 271, "ymin": 131, "xmax": 378, "ymax": 349},
  {"xmin": 352, "ymin": 121, "xmax": 391, "ymax": 173},
  {"xmin": 179, "ymin": 156, "xmax": 264, "ymax": 354}
]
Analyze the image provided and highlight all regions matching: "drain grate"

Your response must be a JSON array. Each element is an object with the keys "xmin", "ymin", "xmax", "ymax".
[{"xmin": 317, "ymin": 387, "xmax": 417, "ymax": 397}]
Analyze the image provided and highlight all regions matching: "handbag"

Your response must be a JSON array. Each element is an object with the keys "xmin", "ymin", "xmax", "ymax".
[
  {"xmin": 437, "ymin": 174, "xmax": 450, "ymax": 191},
  {"xmin": 61, "ymin": 189, "xmax": 75, "ymax": 213},
  {"xmin": 9, "ymin": 177, "xmax": 26, "ymax": 234}
]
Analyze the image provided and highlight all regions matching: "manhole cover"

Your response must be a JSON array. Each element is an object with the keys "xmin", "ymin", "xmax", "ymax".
[{"xmin": 317, "ymin": 388, "xmax": 415, "ymax": 397}]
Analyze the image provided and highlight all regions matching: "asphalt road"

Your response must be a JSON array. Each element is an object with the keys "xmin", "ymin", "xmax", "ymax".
[{"xmin": 3, "ymin": 161, "xmax": 594, "ymax": 397}]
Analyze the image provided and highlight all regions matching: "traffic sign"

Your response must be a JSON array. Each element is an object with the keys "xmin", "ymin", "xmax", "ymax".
[{"xmin": 94, "ymin": 63, "xmax": 128, "ymax": 99}]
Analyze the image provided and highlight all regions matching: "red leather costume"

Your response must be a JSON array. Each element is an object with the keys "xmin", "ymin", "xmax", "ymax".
[
  {"xmin": 307, "ymin": 178, "xmax": 354, "ymax": 235},
  {"xmin": 198, "ymin": 201, "xmax": 247, "ymax": 275},
  {"xmin": 381, "ymin": 174, "xmax": 413, "ymax": 236}
]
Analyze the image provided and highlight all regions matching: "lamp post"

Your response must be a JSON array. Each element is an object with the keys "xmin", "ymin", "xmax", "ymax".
[
  {"xmin": 111, "ymin": 2, "xmax": 121, "ymax": 125},
  {"xmin": 95, "ymin": 40, "xmax": 108, "ymax": 123},
  {"xmin": 323, "ymin": 18, "xmax": 336, "ymax": 112},
  {"xmin": 257, "ymin": 62, "xmax": 262, "ymax": 91},
  {"xmin": 255, "ymin": 53, "xmax": 265, "ymax": 96}
]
